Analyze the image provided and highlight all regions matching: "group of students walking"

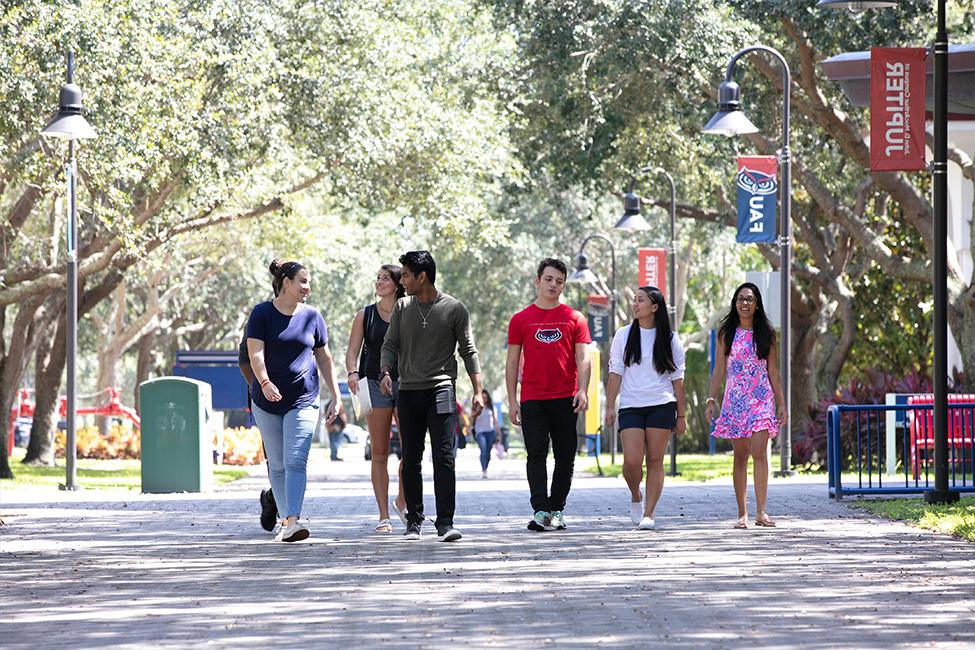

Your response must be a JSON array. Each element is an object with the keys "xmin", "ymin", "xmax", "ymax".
[{"xmin": 241, "ymin": 250, "xmax": 786, "ymax": 543}]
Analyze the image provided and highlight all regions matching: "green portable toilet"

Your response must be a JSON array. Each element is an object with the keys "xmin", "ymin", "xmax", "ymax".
[{"xmin": 139, "ymin": 377, "xmax": 213, "ymax": 493}]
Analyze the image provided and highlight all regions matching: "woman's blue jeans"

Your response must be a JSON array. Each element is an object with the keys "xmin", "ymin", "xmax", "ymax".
[
  {"xmin": 252, "ymin": 403, "xmax": 318, "ymax": 519},
  {"xmin": 476, "ymin": 431, "xmax": 495, "ymax": 471}
]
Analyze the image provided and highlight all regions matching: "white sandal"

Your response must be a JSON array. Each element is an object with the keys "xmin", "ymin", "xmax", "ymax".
[{"xmin": 375, "ymin": 519, "xmax": 393, "ymax": 534}]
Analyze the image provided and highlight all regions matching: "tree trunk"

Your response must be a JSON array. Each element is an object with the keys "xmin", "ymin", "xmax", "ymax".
[
  {"xmin": 954, "ymin": 285, "xmax": 975, "ymax": 391},
  {"xmin": 790, "ymin": 301, "xmax": 820, "ymax": 443},
  {"xmin": 0, "ymin": 297, "xmax": 51, "ymax": 477},
  {"xmin": 23, "ymin": 311, "xmax": 66, "ymax": 465},
  {"xmin": 135, "ymin": 329, "xmax": 158, "ymax": 412}
]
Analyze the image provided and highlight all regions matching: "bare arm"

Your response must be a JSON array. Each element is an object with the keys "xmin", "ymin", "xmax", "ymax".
[
  {"xmin": 605, "ymin": 371, "xmax": 622, "ymax": 427},
  {"xmin": 704, "ymin": 336, "xmax": 728, "ymax": 422},
  {"xmin": 314, "ymin": 345, "xmax": 344, "ymax": 424},
  {"xmin": 345, "ymin": 309, "xmax": 365, "ymax": 395},
  {"xmin": 248, "ymin": 338, "xmax": 281, "ymax": 402},
  {"xmin": 673, "ymin": 378, "xmax": 687, "ymax": 435},
  {"xmin": 767, "ymin": 337, "xmax": 788, "ymax": 427},
  {"xmin": 505, "ymin": 344, "xmax": 522, "ymax": 426},
  {"xmin": 573, "ymin": 342, "xmax": 591, "ymax": 414}
]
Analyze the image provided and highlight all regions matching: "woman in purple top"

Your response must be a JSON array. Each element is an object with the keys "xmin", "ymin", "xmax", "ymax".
[
  {"xmin": 705, "ymin": 283, "xmax": 786, "ymax": 530},
  {"xmin": 247, "ymin": 259, "xmax": 343, "ymax": 542}
]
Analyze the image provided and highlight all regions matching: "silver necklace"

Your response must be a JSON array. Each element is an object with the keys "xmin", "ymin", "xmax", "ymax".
[{"xmin": 415, "ymin": 294, "xmax": 438, "ymax": 328}]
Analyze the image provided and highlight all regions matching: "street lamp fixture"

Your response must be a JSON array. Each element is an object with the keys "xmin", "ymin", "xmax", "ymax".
[
  {"xmin": 568, "ymin": 233, "xmax": 618, "ymax": 465},
  {"xmin": 818, "ymin": 0, "xmax": 957, "ymax": 504},
  {"xmin": 568, "ymin": 252, "xmax": 601, "ymax": 286},
  {"xmin": 702, "ymin": 45, "xmax": 795, "ymax": 477},
  {"xmin": 615, "ymin": 166, "xmax": 682, "ymax": 476},
  {"xmin": 701, "ymin": 81, "xmax": 760, "ymax": 137},
  {"xmin": 40, "ymin": 51, "xmax": 96, "ymax": 492}
]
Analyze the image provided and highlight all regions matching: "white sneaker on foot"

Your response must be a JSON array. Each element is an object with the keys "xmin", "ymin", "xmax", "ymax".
[
  {"xmin": 638, "ymin": 516, "xmax": 655, "ymax": 530},
  {"xmin": 277, "ymin": 520, "xmax": 310, "ymax": 542},
  {"xmin": 630, "ymin": 501, "xmax": 644, "ymax": 525}
]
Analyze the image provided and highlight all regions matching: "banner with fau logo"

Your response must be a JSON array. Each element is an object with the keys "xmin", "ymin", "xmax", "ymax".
[
  {"xmin": 587, "ymin": 294, "xmax": 609, "ymax": 343},
  {"xmin": 637, "ymin": 248, "xmax": 667, "ymax": 298},
  {"xmin": 870, "ymin": 47, "xmax": 926, "ymax": 172},
  {"xmin": 736, "ymin": 155, "xmax": 778, "ymax": 244}
]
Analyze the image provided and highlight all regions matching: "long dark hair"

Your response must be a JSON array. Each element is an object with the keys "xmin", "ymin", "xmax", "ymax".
[
  {"xmin": 623, "ymin": 286, "xmax": 676, "ymax": 374},
  {"xmin": 269, "ymin": 258, "xmax": 305, "ymax": 296},
  {"xmin": 718, "ymin": 282, "xmax": 774, "ymax": 360},
  {"xmin": 380, "ymin": 264, "xmax": 406, "ymax": 299}
]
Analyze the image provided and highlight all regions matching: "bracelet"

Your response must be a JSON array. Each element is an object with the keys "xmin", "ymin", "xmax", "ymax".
[
  {"xmin": 677, "ymin": 415, "xmax": 685, "ymax": 419},
  {"xmin": 347, "ymin": 371, "xmax": 359, "ymax": 378},
  {"xmin": 260, "ymin": 379, "xmax": 271, "ymax": 387},
  {"xmin": 706, "ymin": 397, "xmax": 716, "ymax": 404}
]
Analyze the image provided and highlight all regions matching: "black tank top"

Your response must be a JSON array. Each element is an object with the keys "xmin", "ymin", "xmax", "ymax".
[{"xmin": 358, "ymin": 304, "xmax": 398, "ymax": 381}]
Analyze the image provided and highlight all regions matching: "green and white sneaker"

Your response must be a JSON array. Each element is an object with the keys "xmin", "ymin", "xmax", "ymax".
[
  {"xmin": 527, "ymin": 511, "xmax": 554, "ymax": 532},
  {"xmin": 550, "ymin": 511, "xmax": 567, "ymax": 530}
]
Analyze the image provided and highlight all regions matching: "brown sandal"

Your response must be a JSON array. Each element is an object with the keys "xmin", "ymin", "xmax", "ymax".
[
  {"xmin": 754, "ymin": 512, "xmax": 776, "ymax": 527},
  {"xmin": 733, "ymin": 515, "xmax": 749, "ymax": 529}
]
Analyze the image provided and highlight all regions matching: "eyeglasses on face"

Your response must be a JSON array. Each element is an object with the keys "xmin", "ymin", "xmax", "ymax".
[{"xmin": 736, "ymin": 296, "xmax": 756, "ymax": 305}]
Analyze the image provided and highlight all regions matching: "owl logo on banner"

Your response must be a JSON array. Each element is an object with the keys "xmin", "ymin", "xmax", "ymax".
[
  {"xmin": 735, "ymin": 155, "xmax": 778, "ymax": 244},
  {"xmin": 535, "ymin": 328, "xmax": 563, "ymax": 344}
]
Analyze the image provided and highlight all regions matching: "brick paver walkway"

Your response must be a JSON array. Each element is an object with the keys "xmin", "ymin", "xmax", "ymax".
[{"xmin": 2, "ymin": 446, "xmax": 972, "ymax": 649}]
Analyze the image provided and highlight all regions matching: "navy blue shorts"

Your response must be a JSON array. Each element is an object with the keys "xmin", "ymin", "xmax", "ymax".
[{"xmin": 618, "ymin": 402, "xmax": 677, "ymax": 431}]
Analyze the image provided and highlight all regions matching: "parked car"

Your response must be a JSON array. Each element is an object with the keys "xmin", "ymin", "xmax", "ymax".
[
  {"xmin": 364, "ymin": 423, "xmax": 402, "ymax": 461},
  {"xmin": 340, "ymin": 423, "xmax": 366, "ymax": 445}
]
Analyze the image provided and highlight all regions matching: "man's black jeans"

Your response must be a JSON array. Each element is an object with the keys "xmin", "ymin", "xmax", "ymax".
[
  {"xmin": 521, "ymin": 396, "xmax": 578, "ymax": 513},
  {"xmin": 398, "ymin": 384, "xmax": 457, "ymax": 528}
]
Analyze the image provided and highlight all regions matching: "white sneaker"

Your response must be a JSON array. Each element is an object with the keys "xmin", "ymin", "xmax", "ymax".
[
  {"xmin": 638, "ymin": 516, "xmax": 656, "ymax": 530},
  {"xmin": 630, "ymin": 501, "xmax": 644, "ymax": 525},
  {"xmin": 277, "ymin": 520, "xmax": 310, "ymax": 542},
  {"xmin": 481, "ymin": 470, "xmax": 488, "ymax": 479}
]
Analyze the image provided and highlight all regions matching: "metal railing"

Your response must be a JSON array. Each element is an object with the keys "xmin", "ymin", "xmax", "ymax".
[{"xmin": 827, "ymin": 403, "xmax": 975, "ymax": 499}]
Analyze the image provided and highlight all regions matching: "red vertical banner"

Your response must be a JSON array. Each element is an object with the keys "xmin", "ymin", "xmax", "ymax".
[
  {"xmin": 637, "ymin": 248, "xmax": 667, "ymax": 299},
  {"xmin": 870, "ymin": 47, "xmax": 927, "ymax": 172}
]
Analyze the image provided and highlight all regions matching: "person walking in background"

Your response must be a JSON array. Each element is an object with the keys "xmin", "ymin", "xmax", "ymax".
[
  {"xmin": 345, "ymin": 264, "xmax": 408, "ymax": 534},
  {"xmin": 705, "ymin": 282, "xmax": 786, "ymax": 530},
  {"xmin": 326, "ymin": 410, "xmax": 345, "ymax": 461},
  {"xmin": 472, "ymin": 389, "xmax": 502, "ymax": 478},
  {"xmin": 247, "ymin": 259, "xmax": 343, "ymax": 542},
  {"xmin": 505, "ymin": 258, "xmax": 591, "ymax": 532},
  {"xmin": 605, "ymin": 287, "xmax": 686, "ymax": 530},
  {"xmin": 380, "ymin": 250, "xmax": 483, "ymax": 542}
]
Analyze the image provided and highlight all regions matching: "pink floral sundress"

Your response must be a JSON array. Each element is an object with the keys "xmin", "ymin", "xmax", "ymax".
[{"xmin": 712, "ymin": 327, "xmax": 779, "ymax": 439}]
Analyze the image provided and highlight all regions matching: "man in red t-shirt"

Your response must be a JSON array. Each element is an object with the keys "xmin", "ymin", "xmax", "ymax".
[{"xmin": 505, "ymin": 258, "xmax": 592, "ymax": 532}]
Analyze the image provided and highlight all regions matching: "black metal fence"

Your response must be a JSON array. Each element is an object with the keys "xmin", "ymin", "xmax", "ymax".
[{"xmin": 827, "ymin": 402, "xmax": 975, "ymax": 498}]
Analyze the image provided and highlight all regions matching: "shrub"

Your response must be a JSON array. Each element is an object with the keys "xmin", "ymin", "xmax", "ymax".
[
  {"xmin": 55, "ymin": 424, "xmax": 141, "ymax": 460},
  {"xmin": 218, "ymin": 426, "xmax": 265, "ymax": 466},
  {"xmin": 54, "ymin": 424, "xmax": 265, "ymax": 466},
  {"xmin": 795, "ymin": 370, "xmax": 932, "ymax": 470}
]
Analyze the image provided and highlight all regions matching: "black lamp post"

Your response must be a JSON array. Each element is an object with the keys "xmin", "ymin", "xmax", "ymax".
[
  {"xmin": 817, "ymin": 0, "xmax": 957, "ymax": 503},
  {"xmin": 40, "ymin": 51, "xmax": 96, "ymax": 491},
  {"xmin": 568, "ymin": 233, "xmax": 617, "ymax": 465},
  {"xmin": 702, "ymin": 45, "xmax": 795, "ymax": 477},
  {"xmin": 615, "ymin": 166, "xmax": 681, "ymax": 477}
]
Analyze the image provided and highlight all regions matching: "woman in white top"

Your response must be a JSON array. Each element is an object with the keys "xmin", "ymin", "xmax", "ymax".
[
  {"xmin": 472, "ymin": 389, "xmax": 502, "ymax": 478},
  {"xmin": 606, "ymin": 286, "xmax": 686, "ymax": 530}
]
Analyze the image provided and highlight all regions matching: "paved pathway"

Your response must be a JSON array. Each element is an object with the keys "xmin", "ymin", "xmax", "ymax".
[{"xmin": 1, "ymin": 445, "xmax": 973, "ymax": 649}]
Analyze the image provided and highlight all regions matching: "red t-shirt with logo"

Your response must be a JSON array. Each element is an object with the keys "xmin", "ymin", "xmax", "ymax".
[{"xmin": 507, "ymin": 303, "xmax": 592, "ymax": 402}]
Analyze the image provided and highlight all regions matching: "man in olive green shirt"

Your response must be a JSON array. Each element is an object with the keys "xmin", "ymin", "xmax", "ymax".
[{"xmin": 380, "ymin": 250, "xmax": 483, "ymax": 542}]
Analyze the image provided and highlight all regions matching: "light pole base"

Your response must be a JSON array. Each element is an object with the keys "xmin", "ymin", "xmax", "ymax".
[
  {"xmin": 923, "ymin": 489, "xmax": 960, "ymax": 505},
  {"xmin": 58, "ymin": 483, "xmax": 82, "ymax": 492},
  {"xmin": 773, "ymin": 469, "xmax": 796, "ymax": 478}
]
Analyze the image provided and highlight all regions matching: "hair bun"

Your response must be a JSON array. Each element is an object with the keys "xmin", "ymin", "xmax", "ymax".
[{"xmin": 269, "ymin": 258, "xmax": 284, "ymax": 275}]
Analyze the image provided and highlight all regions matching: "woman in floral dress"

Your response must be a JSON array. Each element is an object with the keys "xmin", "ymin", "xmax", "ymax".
[{"xmin": 705, "ymin": 283, "xmax": 787, "ymax": 529}]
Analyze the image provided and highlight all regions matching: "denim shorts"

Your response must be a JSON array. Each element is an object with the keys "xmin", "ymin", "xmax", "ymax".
[
  {"xmin": 367, "ymin": 377, "xmax": 398, "ymax": 409},
  {"xmin": 618, "ymin": 402, "xmax": 677, "ymax": 430}
]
